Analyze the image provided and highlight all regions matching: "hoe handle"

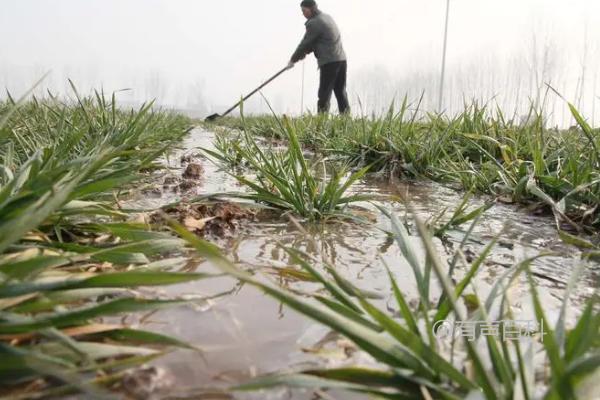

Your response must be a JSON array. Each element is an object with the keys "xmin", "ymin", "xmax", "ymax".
[{"xmin": 221, "ymin": 67, "xmax": 290, "ymax": 117}]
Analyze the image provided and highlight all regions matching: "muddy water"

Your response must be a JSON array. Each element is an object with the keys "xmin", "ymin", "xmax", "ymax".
[{"xmin": 128, "ymin": 128, "xmax": 598, "ymax": 399}]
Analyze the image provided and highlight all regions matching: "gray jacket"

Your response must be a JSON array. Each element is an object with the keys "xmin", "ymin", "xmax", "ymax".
[{"xmin": 291, "ymin": 10, "xmax": 346, "ymax": 67}]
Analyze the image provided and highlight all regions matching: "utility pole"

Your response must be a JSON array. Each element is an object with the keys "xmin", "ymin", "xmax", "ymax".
[
  {"xmin": 300, "ymin": 60, "xmax": 305, "ymax": 114},
  {"xmin": 438, "ymin": 0, "xmax": 451, "ymax": 112}
]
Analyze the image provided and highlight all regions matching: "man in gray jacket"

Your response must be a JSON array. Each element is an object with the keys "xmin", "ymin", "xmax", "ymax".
[{"xmin": 288, "ymin": 0, "xmax": 350, "ymax": 114}]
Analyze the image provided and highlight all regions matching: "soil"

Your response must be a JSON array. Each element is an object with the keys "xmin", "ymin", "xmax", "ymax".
[
  {"xmin": 182, "ymin": 163, "xmax": 204, "ymax": 180},
  {"xmin": 155, "ymin": 201, "xmax": 256, "ymax": 238}
]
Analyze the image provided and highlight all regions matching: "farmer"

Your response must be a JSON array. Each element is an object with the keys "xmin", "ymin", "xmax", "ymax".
[{"xmin": 287, "ymin": 0, "xmax": 350, "ymax": 114}]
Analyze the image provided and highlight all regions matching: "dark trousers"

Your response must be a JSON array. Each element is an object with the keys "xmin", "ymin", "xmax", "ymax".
[{"xmin": 318, "ymin": 60, "xmax": 350, "ymax": 114}]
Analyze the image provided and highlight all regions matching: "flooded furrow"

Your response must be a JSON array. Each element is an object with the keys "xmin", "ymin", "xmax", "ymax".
[{"xmin": 125, "ymin": 128, "xmax": 598, "ymax": 399}]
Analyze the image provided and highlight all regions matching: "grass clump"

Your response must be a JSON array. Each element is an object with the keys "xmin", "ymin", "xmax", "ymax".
[
  {"xmin": 0, "ymin": 90, "xmax": 209, "ymax": 397},
  {"xmin": 203, "ymin": 114, "xmax": 375, "ymax": 221}
]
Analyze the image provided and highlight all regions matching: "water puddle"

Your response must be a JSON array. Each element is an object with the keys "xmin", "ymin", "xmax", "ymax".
[{"xmin": 124, "ymin": 128, "xmax": 598, "ymax": 399}]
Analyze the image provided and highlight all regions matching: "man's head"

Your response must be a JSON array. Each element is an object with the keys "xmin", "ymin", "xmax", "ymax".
[{"xmin": 300, "ymin": 0, "xmax": 318, "ymax": 19}]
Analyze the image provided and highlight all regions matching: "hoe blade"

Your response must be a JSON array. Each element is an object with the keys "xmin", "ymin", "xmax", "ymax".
[{"xmin": 205, "ymin": 113, "xmax": 221, "ymax": 122}]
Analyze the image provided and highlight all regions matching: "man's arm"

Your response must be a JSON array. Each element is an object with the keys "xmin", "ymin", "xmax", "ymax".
[{"xmin": 291, "ymin": 20, "xmax": 320, "ymax": 62}]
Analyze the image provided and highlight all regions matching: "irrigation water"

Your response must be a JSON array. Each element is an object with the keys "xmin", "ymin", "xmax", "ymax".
[{"xmin": 123, "ymin": 128, "xmax": 598, "ymax": 399}]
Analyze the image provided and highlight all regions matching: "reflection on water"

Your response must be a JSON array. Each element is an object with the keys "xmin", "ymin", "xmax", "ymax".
[{"xmin": 129, "ymin": 128, "xmax": 598, "ymax": 399}]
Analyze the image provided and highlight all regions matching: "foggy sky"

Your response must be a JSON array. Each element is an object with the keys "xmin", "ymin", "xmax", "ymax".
[{"xmin": 1, "ymin": 0, "xmax": 600, "ymax": 124}]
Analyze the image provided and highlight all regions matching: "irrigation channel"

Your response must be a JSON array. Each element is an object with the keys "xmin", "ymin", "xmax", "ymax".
[{"xmin": 124, "ymin": 127, "xmax": 598, "ymax": 399}]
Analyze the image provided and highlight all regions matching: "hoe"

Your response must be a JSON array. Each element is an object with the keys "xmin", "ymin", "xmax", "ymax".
[{"xmin": 205, "ymin": 66, "xmax": 289, "ymax": 122}]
